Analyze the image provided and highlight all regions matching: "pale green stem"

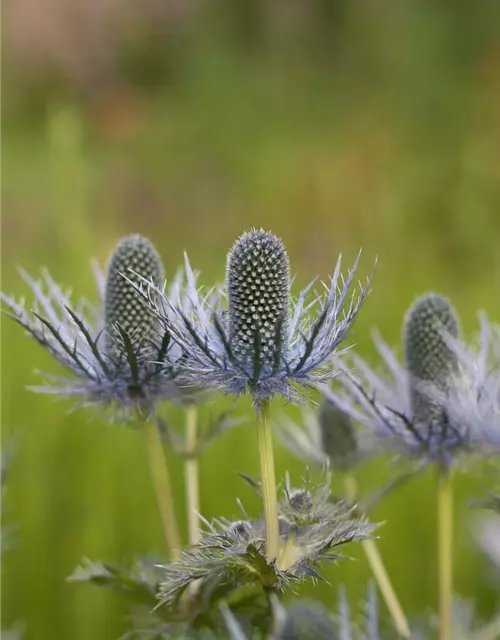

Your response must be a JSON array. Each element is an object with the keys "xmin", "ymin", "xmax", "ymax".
[
  {"xmin": 184, "ymin": 405, "xmax": 200, "ymax": 547},
  {"xmin": 257, "ymin": 401, "xmax": 279, "ymax": 562},
  {"xmin": 142, "ymin": 417, "xmax": 181, "ymax": 560},
  {"xmin": 437, "ymin": 468, "xmax": 453, "ymax": 640},
  {"xmin": 344, "ymin": 474, "xmax": 411, "ymax": 639}
]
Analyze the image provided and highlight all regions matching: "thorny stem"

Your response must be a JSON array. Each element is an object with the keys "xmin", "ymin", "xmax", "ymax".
[
  {"xmin": 185, "ymin": 405, "xmax": 200, "ymax": 546},
  {"xmin": 257, "ymin": 400, "xmax": 279, "ymax": 562},
  {"xmin": 344, "ymin": 474, "xmax": 411, "ymax": 639},
  {"xmin": 142, "ymin": 416, "xmax": 181, "ymax": 560},
  {"xmin": 437, "ymin": 468, "xmax": 453, "ymax": 640}
]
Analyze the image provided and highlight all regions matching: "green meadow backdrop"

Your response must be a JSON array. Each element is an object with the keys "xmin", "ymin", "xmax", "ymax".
[{"xmin": 2, "ymin": 2, "xmax": 500, "ymax": 638}]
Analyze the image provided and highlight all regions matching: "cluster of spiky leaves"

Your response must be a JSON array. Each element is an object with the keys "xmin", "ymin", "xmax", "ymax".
[
  {"xmin": 0, "ymin": 235, "xmax": 199, "ymax": 416},
  {"xmin": 324, "ymin": 293, "xmax": 494, "ymax": 467},
  {"xmin": 141, "ymin": 229, "xmax": 372, "ymax": 405},
  {"xmin": 157, "ymin": 476, "xmax": 374, "ymax": 610}
]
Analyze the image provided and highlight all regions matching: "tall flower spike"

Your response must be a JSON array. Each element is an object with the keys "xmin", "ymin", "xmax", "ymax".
[
  {"xmin": 146, "ymin": 228, "xmax": 372, "ymax": 404},
  {"xmin": 1, "ymin": 234, "xmax": 196, "ymax": 416},
  {"xmin": 404, "ymin": 294, "xmax": 459, "ymax": 426}
]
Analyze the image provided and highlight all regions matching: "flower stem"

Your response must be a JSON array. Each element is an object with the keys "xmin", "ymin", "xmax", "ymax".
[
  {"xmin": 257, "ymin": 401, "xmax": 279, "ymax": 562},
  {"xmin": 184, "ymin": 405, "xmax": 200, "ymax": 547},
  {"xmin": 142, "ymin": 417, "xmax": 181, "ymax": 560},
  {"xmin": 437, "ymin": 468, "xmax": 453, "ymax": 640},
  {"xmin": 344, "ymin": 474, "xmax": 411, "ymax": 639}
]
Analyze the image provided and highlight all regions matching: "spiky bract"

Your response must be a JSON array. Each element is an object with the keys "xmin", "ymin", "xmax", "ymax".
[
  {"xmin": 1, "ymin": 236, "xmax": 196, "ymax": 415},
  {"xmin": 158, "ymin": 477, "xmax": 374, "ymax": 608},
  {"xmin": 425, "ymin": 314, "xmax": 500, "ymax": 453},
  {"xmin": 144, "ymin": 229, "xmax": 372, "ymax": 405},
  {"xmin": 105, "ymin": 235, "xmax": 164, "ymax": 348},
  {"xmin": 280, "ymin": 601, "xmax": 335, "ymax": 640}
]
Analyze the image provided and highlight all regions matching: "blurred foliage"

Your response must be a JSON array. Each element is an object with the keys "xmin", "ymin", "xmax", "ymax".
[{"xmin": 2, "ymin": 1, "xmax": 500, "ymax": 638}]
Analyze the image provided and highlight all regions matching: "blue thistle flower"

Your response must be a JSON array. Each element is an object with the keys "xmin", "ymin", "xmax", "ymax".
[
  {"xmin": 145, "ymin": 229, "xmax": 372, "ymax": 406},
  {"xmin": 324, "ymin": 293, "xmax": 498, "ymax": 468},
  {"xmin": 1, "ymin": 235, "xmax": 196, "ymax": 416}
]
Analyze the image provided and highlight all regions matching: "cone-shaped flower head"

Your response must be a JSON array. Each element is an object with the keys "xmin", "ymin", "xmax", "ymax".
[
  {"xmin": 319, "ymin": 395, "xmax": 357, "ymax": 465},
  {"xmin": 105, "ymin": 234, "xmax": 164, "ymax": 348},
  {"xmin": 227, "ymin": 230, "xmax": 290, "ymax": 370},
  {"xmin": 280, "ymin": 602, "xmax": 336, "ymax": 640},
  {"xmin": 147, "ymin": 228, "xmax": 372, "ymax": 404},
  {"xmin": 1, "ymin": 234, "xmax": 195, "ymax": 416},
  {"xmin": 404, "ymin": 293, "xmax": 459, "ymax": 423}
]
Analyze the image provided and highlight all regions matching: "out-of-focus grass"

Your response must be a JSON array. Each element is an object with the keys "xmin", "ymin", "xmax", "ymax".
[{"xmin": 3, "ymin": 8, "xmax": 500, "ymax": 638}]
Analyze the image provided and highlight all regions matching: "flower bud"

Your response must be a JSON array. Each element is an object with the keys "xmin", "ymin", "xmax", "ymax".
[{"xmin": 319, "ymin": 396, "xmax": 357, "ymax": 468}]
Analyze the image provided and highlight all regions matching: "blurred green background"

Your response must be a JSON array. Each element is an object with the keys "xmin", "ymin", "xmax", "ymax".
[{"xmin": 2, "ymin": 1, "xmax": 500, "ymax": 638}]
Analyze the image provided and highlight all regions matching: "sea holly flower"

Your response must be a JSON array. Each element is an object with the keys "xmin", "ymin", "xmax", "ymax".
[
  {"xmin": 139, "ymin": 228, "xmax": 372, "ymax": 564},
  {"xmin": 1, "ymin": 235, "xmax": 196, "ymax": 416},
  {"xmin": 143, "ymin": 229, "xmax": 372, "ymax": 405},
  {"xmin": 325, "ymin": 294, "xmax": 480, "ymax": 468},
  {"xmin": 1, "ymin": 235, "xmax": 199, "ymax": 559}
]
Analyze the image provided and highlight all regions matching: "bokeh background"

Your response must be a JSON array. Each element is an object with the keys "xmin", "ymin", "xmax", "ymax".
[{"xmin": 3, "ymin": 1, "xmax": 500, "ymax": 638}]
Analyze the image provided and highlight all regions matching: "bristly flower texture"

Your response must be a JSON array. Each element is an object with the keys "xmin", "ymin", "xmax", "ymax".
[
  {"xmin": 1, "ymin": 235, "xmax": 195, "ymax": 417},
  {"xmin": 326, "ymin": 293, "xmax": 490, "ymax": 468},
  {"xmin": 157, "ymin": 475, "xmax": 374, "ymax": 608},
  {"xmin": 143, "ymin": 229, "xmax": 372, "ymax": 406}
]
